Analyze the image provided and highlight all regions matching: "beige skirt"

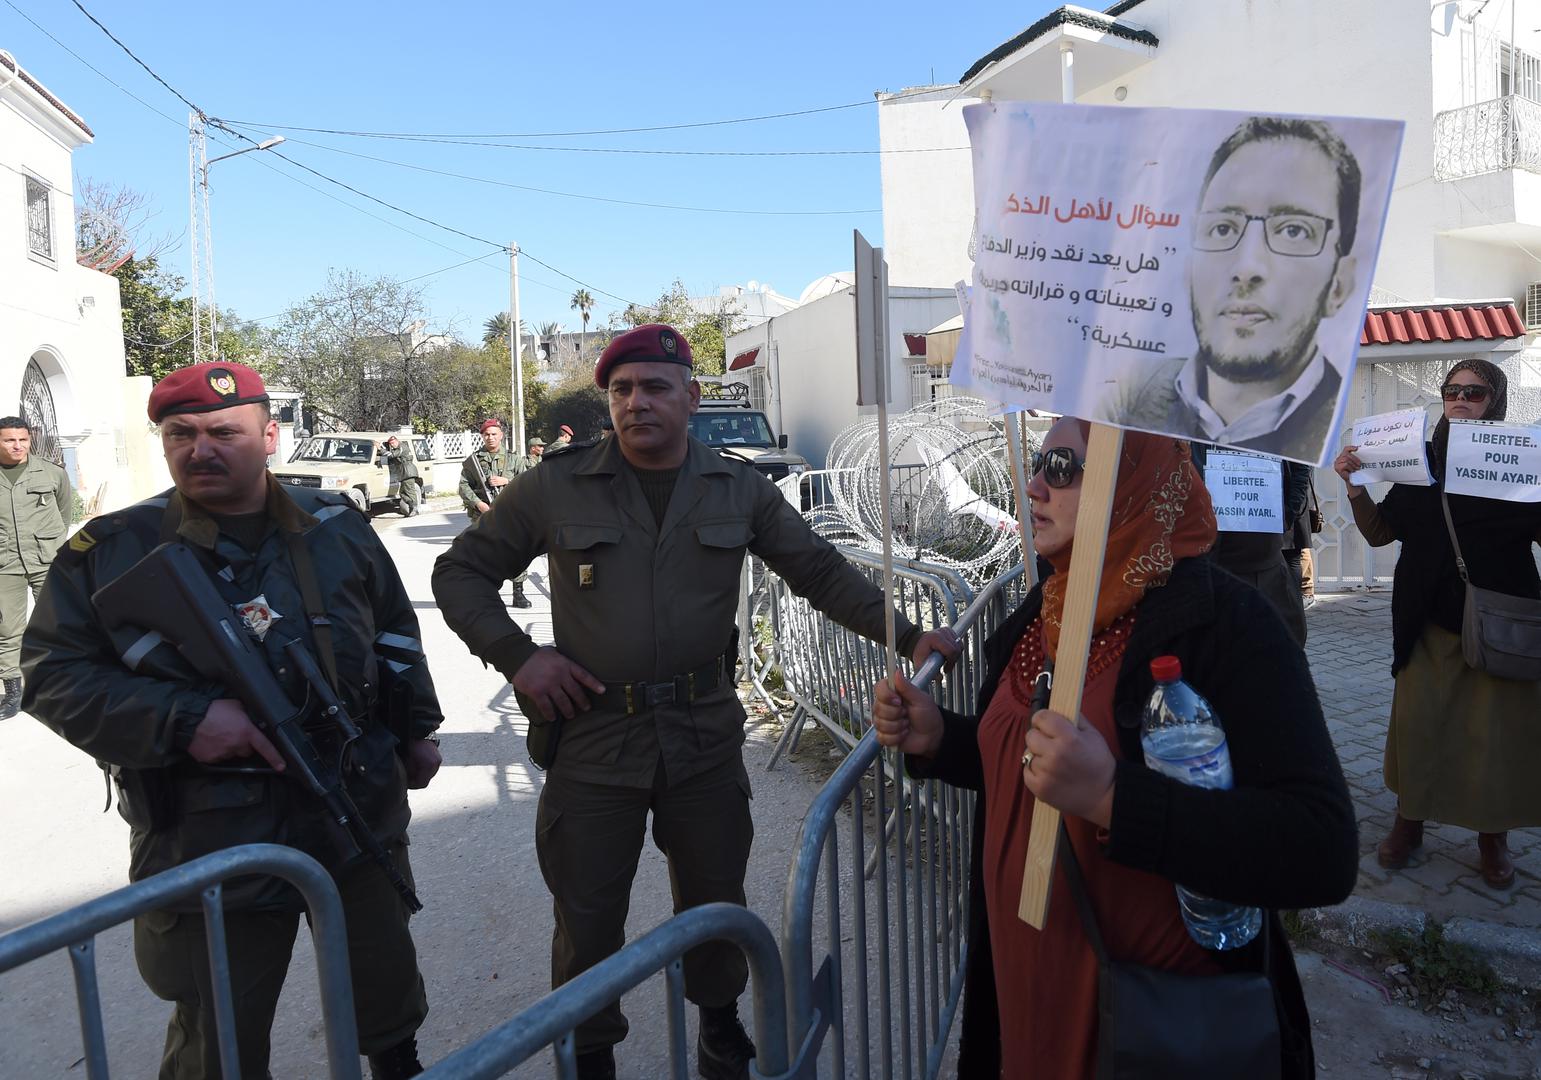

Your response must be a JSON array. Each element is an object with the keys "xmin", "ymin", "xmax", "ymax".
[{"xmin": 1385, "ymin": 623, "xmax": 1541, "ymax": 832}]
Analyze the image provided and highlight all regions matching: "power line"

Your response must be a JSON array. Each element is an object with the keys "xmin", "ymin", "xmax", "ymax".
[
  {"xmin": 65, "ymin": 0, "xmax": 204, "ymax": 119},
  {"xmin": 517, "ymin": 249, "xmax": 639, "ymax": 309},
  {"xmin": 257, "ymin": 137, "xmax": 882, "ymax": 217},
  {"xmin": 275, "ymin": 133, "xmax": 966, "ymax": 158},
  {"xmin": 212, "ymin": 89, "xmax": 946, "ymax": 141}
]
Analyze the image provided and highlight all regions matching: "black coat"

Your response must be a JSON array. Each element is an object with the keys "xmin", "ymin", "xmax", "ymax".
[{"xmin": 911, "ymin": 555, "xmax": 1357, "ymax": 1078}]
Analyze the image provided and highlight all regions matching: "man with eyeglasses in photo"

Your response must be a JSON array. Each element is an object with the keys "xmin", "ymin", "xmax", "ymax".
[{"xmin": 1099, "ymin": 116, "xmax": 1363, "ymax": 464}]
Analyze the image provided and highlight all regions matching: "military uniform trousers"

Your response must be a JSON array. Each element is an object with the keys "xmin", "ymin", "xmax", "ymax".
[
  {"xmin": 133, "ymin": 843, "xmax": 427, "ymax": 1080},
  {"xmin": 397, "ymin": 476, "xmax": 421, "ymax": 516},
  {"xmin": 0, "ymin": 566, "xmax": 50, "ymax": 680},
  {"xmin": 536, "ymin": 754, "xmax": 754, "ymax": 1052}
]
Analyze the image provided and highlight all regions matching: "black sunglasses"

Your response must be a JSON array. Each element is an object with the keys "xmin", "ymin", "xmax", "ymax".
[
  {"xmin": 1031, "ymin": 446, "xmax": 1086, "ymax": 489},
  {"xmin": 1441, "ymin": 384, "xmax": 1491, "ymax": 403}
]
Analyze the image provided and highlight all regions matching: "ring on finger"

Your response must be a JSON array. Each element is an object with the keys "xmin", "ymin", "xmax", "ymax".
[{"xmin": 1021, "ymin": 748, "xmax": 1034, "ymax": 770}]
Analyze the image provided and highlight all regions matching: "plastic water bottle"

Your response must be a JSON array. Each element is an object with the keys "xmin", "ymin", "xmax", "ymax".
[{"xmin": 1140, "ymin": 656, "xmax": 1262, "ymax": 951}]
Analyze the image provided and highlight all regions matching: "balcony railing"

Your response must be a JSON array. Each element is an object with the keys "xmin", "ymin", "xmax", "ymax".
[{"xmin": 1434, "ymin": 94, "xmax": 1541, "ymax": 181}]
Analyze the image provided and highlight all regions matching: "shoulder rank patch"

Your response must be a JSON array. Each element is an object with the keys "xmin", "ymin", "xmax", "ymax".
[{"xmin": 68, "ymin": 529, "xmax": 97, "ymax": 554}]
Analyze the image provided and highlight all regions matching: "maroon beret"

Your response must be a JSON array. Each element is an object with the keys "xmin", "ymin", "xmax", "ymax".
[
  {"xmin": 594, "ymin": 324, "xmax": 693, "ymax": 388},
  {"xmin": 148, "ymin": 362, "xmax": 269, "ymax": 423},
  {"xmin": 479, "ymin": 418, "xmax": 503, "ymax": 434},
  {"xmin": 559, "ymin": 424, "xmax": 574, "ymax": 437}
]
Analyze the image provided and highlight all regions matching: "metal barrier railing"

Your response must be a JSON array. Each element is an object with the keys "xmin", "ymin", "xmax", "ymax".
[
  {"xmin": 762, "ymin": 548, "xmax": 970, "ymax": 764},
  {"xmin": 419, "ymin": 903, "xmax": 798, "ymax": 1080},
  {"xmin": 780, "ymin": 561, "xmax": 1025, "ymax": 1080},
  {"xmin": 0, "ymin": 844, "xmax": 362, "ymax": 1080}
]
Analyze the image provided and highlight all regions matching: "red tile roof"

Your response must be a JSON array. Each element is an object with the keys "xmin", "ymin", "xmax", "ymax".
[
  {"xmin": 0, "ymin": 54, "xmax": 94, "ymax": 137},
  {"xmin": 1361, "ymin": 302, "xmax": 1525, "ymax": 347}
]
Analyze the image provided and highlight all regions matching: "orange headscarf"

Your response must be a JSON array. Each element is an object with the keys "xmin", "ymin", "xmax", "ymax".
[{"xmin": 1041, "ymin": 431, "xmax": 1217, "ymax": 659}]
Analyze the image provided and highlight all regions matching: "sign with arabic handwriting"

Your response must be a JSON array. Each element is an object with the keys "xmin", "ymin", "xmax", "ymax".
[
  {"xmin": 951, "ymin": 103, "xmax": 1403, "ymax": 467},
  {"xmin": 1349, "ymin": 408, "xmax": 1432, "ymax": 487},
  {"xmin": 1444, "ymin": 420, "xmax": 1541, "ymax": 502},
  {"xmin": 1202, "ymin": 450, "xmax": 1284, "ymax": 533}
]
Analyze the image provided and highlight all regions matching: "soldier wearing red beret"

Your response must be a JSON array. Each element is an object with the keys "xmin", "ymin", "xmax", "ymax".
[
  {"xmin": 23, "ymin": 361, "xmax": 443, "ymax": 1078},
  {"xmin": 433, "ymin": 326, "xmax": 959, "ymax": 1080}
]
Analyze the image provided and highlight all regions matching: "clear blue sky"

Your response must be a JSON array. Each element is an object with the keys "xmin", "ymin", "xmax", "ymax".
[{"xmin": 3, "ymin": 0, "xmax": 1059, "ymax": 338}]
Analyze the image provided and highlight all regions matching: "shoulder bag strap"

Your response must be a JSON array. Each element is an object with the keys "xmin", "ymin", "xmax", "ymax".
[
  {"xmin": 1440, "ymin": 491, "xmax": 1472, "ymax": 585},
  {"xmin": 1057, "ymin": 822, "xmax": 1111, "ymax": 964},
  {"xmin": 283, "ymin": 529, "xmax": 342, "ymax": 692}
]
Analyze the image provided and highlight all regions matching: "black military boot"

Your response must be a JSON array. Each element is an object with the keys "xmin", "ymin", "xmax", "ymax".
[
  {"xmin": 698, "ymin": 1001, "xmax": 756, "ymax": 1080},
  {"xmin": 367, "ymin": 1035, "xmax": 424, "ymax": 1079},
  {"xmin": 575, "ymin": 1046, "xmax": 616, "ymax": 1080},
  {"xmin": 509, "ymin": 585, "xmax": 533, "ymax": 609},
  {"xmin": 0, "ymin": 678, "xmax": 21, "ymax": 721}
]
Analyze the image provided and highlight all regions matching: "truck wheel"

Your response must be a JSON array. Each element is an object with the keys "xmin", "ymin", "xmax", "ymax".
[{"xmin": 346, "ymin": 487, "xmax": 370, "ymax": 513}]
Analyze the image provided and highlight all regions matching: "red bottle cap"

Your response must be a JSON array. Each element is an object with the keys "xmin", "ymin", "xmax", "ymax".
[{"xmin": 1149, "ymin": 655, "xmax": 1182, "ymax": 682}]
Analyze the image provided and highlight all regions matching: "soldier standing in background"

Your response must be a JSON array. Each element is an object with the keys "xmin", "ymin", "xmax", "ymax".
[
  {"xmin": 432, "ymin": 324, "xmax": 957, "ymax": 1080},
  {"xmin": 22, "ymin": 363, "xmax": 443, "ymax": 1079},
  {"xmin": 0, "ymin": 415, "xmax": 71, "ymax": 721},
  {"xmin": 525, "ymin": 436, "xmax": 546, "ymax": 467},
  {"xmin": 380, "ymin": 434, "xmax": 422, "ymax": 517},
  {"xmin": 459, "ymin": 418, "xmax": 532, "ymax": 608},
  {"xmin": 551, "ymin": 424, "xmax": 574, "ymax": 450}
]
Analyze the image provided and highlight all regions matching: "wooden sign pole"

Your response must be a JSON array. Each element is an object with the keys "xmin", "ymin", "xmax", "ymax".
[{"xmin": 1017, "ymin": 421, "xmax": 1123, "ymax": 928}]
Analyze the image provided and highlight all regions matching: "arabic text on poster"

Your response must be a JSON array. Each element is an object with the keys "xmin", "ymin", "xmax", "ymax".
[{"xmin": 1349, "ymin": 408, "xmax": 1432, "ymax": 487}]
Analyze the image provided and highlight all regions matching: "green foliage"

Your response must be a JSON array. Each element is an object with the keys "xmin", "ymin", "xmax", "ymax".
[
  {"xmin": 113, "ymin": 258, "xmax": 260, "ymax": 380},
  {"xmin": 1374, "ymin": 923, "xmax": 1501, "ymax": 1000},
  {"xmin": 528, "ymin": 369, "xmax": 606, "ymax": 445},
  {"xmin": 570, "ymin": 288, "xmax": 595, "ymax": 333},
  {"xmin": 618, "ymin": 278, "xmax": 738, "ymax": 377}
]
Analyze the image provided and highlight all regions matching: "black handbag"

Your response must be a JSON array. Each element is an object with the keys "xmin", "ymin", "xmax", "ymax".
[
  {"xmin": 1308, "ymin": 482, "xmax": 1324, "ymax": 534},
  {"xmin": 1058, "ymin": 826, "xmax": 1283, "ymax": 1080},
  {"xmin": 1440, "ymin": 492, "xmax": 1541, "ymax": 681}
]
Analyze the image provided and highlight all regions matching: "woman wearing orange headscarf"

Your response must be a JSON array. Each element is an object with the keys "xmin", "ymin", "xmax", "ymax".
[{"xmin": 874, "ymin": 419, "xmax": 1357, "ymax": 1079}]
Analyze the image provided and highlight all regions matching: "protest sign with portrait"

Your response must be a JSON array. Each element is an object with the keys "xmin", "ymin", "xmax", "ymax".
[{"xmin": 951, "ymin": 103, "xmax": 1403, "ymax": 466}]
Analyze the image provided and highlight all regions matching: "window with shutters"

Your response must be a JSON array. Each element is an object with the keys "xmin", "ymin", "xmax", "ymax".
[{"xmin": 25, "ymin": 176, "xmax": 53, "ymax": 263}]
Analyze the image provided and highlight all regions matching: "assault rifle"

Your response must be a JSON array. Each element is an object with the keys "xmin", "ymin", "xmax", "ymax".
[
  {"xmin": 466, "ymin": 452, "xmax": 496, "ymax": 507},
  {"xmin": 92, "ymin": 542, "xmax": 423, "ymax": 912}
]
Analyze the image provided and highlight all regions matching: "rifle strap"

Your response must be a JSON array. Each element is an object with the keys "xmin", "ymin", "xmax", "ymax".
[{"xmin": 284, "ymin": 530, "xmax": 342, "ymax": 693}]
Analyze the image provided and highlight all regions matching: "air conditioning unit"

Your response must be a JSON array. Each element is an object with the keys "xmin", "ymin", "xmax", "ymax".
[{"xmin": 1526, "ymin": 282, "xmax": 1541, "ymax": 332}]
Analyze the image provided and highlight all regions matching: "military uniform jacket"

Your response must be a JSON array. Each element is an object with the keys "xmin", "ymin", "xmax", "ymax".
[
  {"xmin": 458, "ymin": 448, "xmax": 528, "ymax": 520},
  {"xmin": 380, "ymin": 443, "xmax": 420, "ymax": 482},
  {"xmin": 20, "ymin": 478, "xmax": 443, "ymax": 910},
  {"xmin": 432, "ymin": 436, "xmax": 920, "ymax": 787},
  {"xmin": 0, "ymin": 455, "xmax": 72, "ymax": 575}
]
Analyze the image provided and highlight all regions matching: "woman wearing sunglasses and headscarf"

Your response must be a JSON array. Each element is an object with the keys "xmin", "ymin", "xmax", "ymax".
[
  {"xmin": 874, "ymin": 418, "xmax": 1357, "ymax": 1078},
  {"xmin": 1335, "ymin": 358, "xmax": 1541, "ymax": 889}
]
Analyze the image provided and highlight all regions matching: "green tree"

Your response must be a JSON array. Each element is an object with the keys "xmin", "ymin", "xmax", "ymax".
[
  {"xmin": 530, "ymin": 368, "xmax": 607, "ymax": 446},
  {"xmin": 113, "ymin": 257, "xmax": 260, "ymax": 380},
  {"xmin": 620, "ymin": 279, "xmax": 738, "ymax": 376},
  {"xmin": 570, "ymin": 288, "xmax": 595, "ymax": 335}
]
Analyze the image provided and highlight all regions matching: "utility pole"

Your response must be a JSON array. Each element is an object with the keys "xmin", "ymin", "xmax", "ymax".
[{"xmin": 509, "ymin": 243, "xmax": 526, "ymax": 453}]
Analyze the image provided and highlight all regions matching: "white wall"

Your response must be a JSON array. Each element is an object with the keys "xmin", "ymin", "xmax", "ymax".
[
  {"xmin": 726, "ymin": 286, "xmax": 958, "ymax": 469},
  {"xmin": 2, "ymin": 60, "xmax": 141, "ymax": 513},
  {"xmin": 878, "ymin": 86, "xmax": 977, "ymax": 290}
]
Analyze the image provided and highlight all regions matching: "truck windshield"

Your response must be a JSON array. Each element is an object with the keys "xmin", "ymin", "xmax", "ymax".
[
  {"xmin": 689, "ymin": 412, "xmax": 775, "ymax": 448},
  {"xmin": 293, "ymin": 438, "xmax": 375, "ymax": 463}
]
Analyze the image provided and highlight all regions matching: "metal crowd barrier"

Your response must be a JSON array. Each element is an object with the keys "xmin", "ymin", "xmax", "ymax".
[
  {"xmin": 0, "ymin": 844, "xmax": 362, "ymax": 1080},
  {"xmin": 419, "ymin": 903, "xmax": 799, "ymax": 1080},
  {"xmin": 780, "ymin": 562, "xmax": 1026, "ymax": 1080}
]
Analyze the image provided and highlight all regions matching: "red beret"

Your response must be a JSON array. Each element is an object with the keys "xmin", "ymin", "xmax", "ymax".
[
  {"xmin": 148, "ymin": 362, "xmax": 269, "ymax": 423},
  {"xmin": 594, "ymin": 324, "xmax": 692, "ymax": 388},
  {"xmin": 479, "ymin": 418, "xmax": 503, "ymax": 434},
  {"xmin": 559, "ymin": 424, "xmax": 574, "ymax": 437}
]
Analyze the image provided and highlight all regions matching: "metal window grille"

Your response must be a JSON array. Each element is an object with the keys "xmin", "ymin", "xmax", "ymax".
[
  {"xmin": 1526, "ymin": 282, "xmax": 1541, "ymax": 331},
  {"xmin": 25, "ymin": 177, "xmax": 52, "ymax": 261}
]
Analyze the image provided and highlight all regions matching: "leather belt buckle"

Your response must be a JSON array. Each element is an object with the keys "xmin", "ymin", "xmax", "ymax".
[{"xmin": 644, "ymin": 681, "xmax": 676, "ymax": 708}]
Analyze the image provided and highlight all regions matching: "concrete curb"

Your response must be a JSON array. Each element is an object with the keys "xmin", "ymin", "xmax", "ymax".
[{"xmin": 1294, "ymin": 895, "xmax": 1541, "ymax": 986}]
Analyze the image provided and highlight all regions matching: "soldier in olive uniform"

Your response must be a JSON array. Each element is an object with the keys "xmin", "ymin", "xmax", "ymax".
[
  {"xmin": 432, "ymin": 325, "xmax": 957, "ymax": 1080},
  {"xmin": 459, "ymin": 418, "xmax": 532, "ymax": 608},
  {"xmin": 0, "ymin": 416, "xmax": 71, "ymax": 720},
  {"xmin": 524, "ymin": 435, "xmax": 546, "ymax": 467},
  {"xmin": 380, "ymin": 434, "xmax": 422, "ymax": 517},
  {"xmin": 22, "ymin": 363, "xmax": 443, "ymax": 1080}
]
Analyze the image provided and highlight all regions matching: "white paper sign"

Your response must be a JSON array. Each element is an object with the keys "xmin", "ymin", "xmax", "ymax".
[
  {"xmin": 951, "ymin": 102, "xmax": 1404, "ymax": 467},
  {"xmin": 1202, "ymin": 450, "xmax": 1284, "ymax": 532},
  {"xmin": 1444, "ymin": 421, "xmax": 1541, "ymax": 502},
  {"xmin": 1349, "ymin": 408, "xmax": 1432, "ymax": 486}
]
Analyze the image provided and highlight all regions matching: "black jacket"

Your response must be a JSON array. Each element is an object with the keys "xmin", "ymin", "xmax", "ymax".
[{"xmin": 911, "ymin": 555, "xmax": 1357, "ymax": 1078}]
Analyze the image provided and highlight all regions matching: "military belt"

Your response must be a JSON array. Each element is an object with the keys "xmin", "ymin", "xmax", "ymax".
[{"xmin": 609, "ymin": 658, "xmax": 728, "ymax": 716}]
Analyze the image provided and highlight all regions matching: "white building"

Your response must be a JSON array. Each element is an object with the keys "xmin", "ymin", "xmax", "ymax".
[
  {"xmin": 1, "ymin": 53, "xmax": 164, "ymax": 511},
  {"xmin": 877, "ymin": 0, "xmax": 1541, "ymax": 589},
  {"xmin": 724, "ymin": 274, "xmax": 958, "ymax": 469}
]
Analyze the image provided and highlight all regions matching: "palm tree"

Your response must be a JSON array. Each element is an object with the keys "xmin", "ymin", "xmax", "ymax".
[
  {"xmin": 483, "ymin": 312, "xmax": 529, "ymax": 347},
  {"xmin": 570, "ymin": 289, "xmax": 595, "ymax": 336}
]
